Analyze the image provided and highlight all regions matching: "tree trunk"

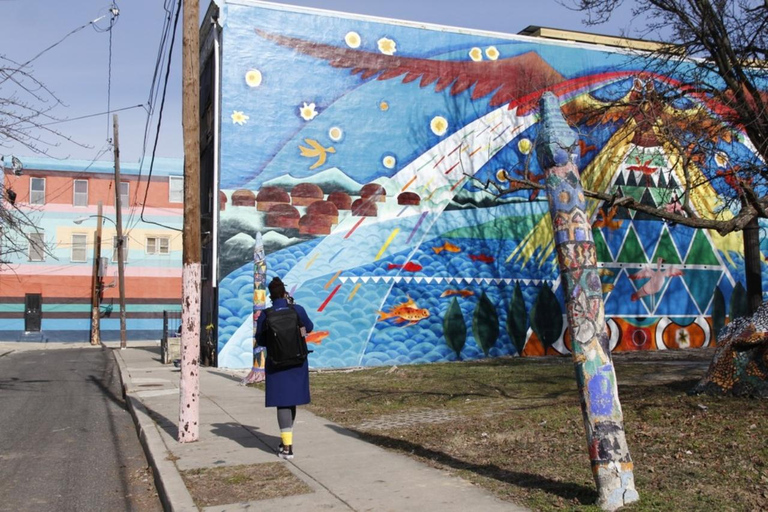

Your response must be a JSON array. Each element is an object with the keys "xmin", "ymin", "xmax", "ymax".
[
  {"xmin": 536, "ymin": 92, "xmax": 638, "ymax": 511},
  {"xmin": 742, "ymin": 216, "xmax": 763, "ymax": 315}
]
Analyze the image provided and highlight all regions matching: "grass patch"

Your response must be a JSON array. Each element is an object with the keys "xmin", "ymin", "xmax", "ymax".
[
  {"xmin": 180, "ymin": 463, "xmax": 312, "ymax": 507},
  {"xmin": 306, "ymin": 349, "xmax": 768, "ymax": 511}
]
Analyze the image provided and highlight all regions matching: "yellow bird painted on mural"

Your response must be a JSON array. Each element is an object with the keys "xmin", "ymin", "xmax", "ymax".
[{"xmin": 299, "ymin": 138, "xmax": 336, "ymax": 170}]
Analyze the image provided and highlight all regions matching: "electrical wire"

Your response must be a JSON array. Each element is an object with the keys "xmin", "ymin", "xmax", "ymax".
[
  {"xmin": 39, "ymin": 104, "xmax": 145, "ymax": 126},
  {"xmin": 136, "ymin": 0, "xmax": 183, "ymax": 233},
  {"xmin": 125, "ymin": 0, "xmax": 181, "ymax": 232}
]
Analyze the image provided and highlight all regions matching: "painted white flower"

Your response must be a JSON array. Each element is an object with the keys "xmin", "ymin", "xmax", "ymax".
[
  {"xmin": 245, "ymin": 69, "xmax": 262, "ymax": 87},
  {"xmin": 379, "ymin": 100, "xmax": 390, "ymax": 111},
  {"xmin": 328, "ymin": 126, "xmax": 344, "ymax": 141},
  {"xmin": 345, "ymin": 31, "xmax": 361, "ymax": 48},
  {"xmin": 468, "ymin": 47, "xmax": 483, "ymax": 62},
  {"xmin": 430, "ymin": 115, "xmax": 448, "ymax": 136},
  {"xmin": 299, "ymin": 102, "xmax": 318, "ymax": 121},
  {"xmin": 231, "ymin": 111, "xmax": 249, "ymax": 125},
  {"xmin": 377, "ymin": 37, "xmax": 396, "ymax": 55},
  {"xmin": 518, "ymin": 138, "xmax": 532, "ymax": 155},
  {"xmin": 382, "ymin": 155, "xmax": 397, "ymax": 169},
  {"xmin": 485, "ymin": 46, "xmax": 500, "ymax": 60}
]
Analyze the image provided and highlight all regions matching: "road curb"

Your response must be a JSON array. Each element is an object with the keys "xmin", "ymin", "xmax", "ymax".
[{"xmin": 112, "ymin": 348, "xmax": 198, "ymax": 512}]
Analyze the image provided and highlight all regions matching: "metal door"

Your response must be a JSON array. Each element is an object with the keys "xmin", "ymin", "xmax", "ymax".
[{"xmin": 24, "ymin": 294, "xmax": 42, "ymax": 332}]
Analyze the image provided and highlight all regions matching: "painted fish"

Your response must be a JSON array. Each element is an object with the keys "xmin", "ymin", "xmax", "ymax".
[
  {"xmin": 377, "ymin": 296, "xmax": 430, "ymax": 326},
  {"xmin": 440, "ymin": 289, "xmax": 474, "ymax": 298},
  {"xmin": 387, "ymin": 261, "xmax": 423, "ymax": 272},
  {"xmin": 305, "ymin": 330, "xmax": 329, "ymax": 345},
  {"xmin": 433, "ymin": 241, "xmax": 461, "ymax": 254},
  {"xmin": 469, "ymin": 254, "xmax": 495, "ymax": 263},
  {"xmin": 299, "ymin": 138, "xmax": 336, "ymax": 170},
  {"xmin": 602, "ymin": 283, "xmax": 615, "ymax": 294}
]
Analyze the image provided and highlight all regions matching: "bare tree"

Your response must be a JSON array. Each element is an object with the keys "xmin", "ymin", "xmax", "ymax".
[
  {"xmin": 550, "ymin": 0, "xmax": 768, "ymax": 312},
  {"xmin": 0, "ymin": 56, "xmax": 88, "ymax": 269}
]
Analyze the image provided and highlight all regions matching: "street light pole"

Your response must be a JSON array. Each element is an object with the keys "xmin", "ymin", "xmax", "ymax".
[
  {"xmin": 113, "ymin": 114, "xmax": 127, "ymax": 349},
  {"xmin": 89, "ymin": 201, "xmax": 103, "ymax": 345}
]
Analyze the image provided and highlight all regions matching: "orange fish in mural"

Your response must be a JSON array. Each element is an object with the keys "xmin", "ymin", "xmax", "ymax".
[
  {"xmin": 440, "ymin": 289, "xmax": 474, "ymax": 298},
  {"xmin": 305, "ymin": 330, "xmax": 329, "ymax": 345},
  {"xmin": 433, "ymin": 241, "xmax": 461, "ymax": 254},
  {"xmin": 387, "ymin": 261, "xmax": 422, "ymax": 272},
  {"xmin": 377, "ymin": 296, "xmax": 430, "ymax": 326},
  {"xmin": 469, "ymin": 254, "xmax": 495, "ymax": 263}
]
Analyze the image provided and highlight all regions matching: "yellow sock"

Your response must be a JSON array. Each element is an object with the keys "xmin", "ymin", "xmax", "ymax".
[{"xmin": 281, "ymin": 431, "xmax": 293, "ymax": 446}]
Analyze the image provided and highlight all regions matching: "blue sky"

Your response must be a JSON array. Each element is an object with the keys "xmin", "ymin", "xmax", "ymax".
[{"xmin": 0, "ymin": 0, "xmax": 637, "ymax": 164}]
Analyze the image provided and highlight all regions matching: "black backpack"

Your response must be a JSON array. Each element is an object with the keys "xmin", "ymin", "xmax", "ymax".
[{"xmin": 262, "ymin": 305, "xmax": 309, "ymax": 369}]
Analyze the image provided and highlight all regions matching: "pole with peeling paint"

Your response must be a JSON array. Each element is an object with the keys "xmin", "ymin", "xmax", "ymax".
[
  {"xmin": 535, "ymin": 92, "xmax": 638, "ymax": 511},
  {"xmin": 179, "ymin": 0, "xmax": 201, "ymax": 444}
]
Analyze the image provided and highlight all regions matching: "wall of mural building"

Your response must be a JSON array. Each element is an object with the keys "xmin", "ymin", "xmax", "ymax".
[
  {"xmin": 208, "ymin": 0, "xmax": 768, "ymax": 369},
  {"xmin": 1, "ymin": 157, "xmax": 183, "ymax": 342}
]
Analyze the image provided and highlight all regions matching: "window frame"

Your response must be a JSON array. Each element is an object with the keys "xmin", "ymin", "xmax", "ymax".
[
  {"xmin": 30, "ymin": 177, "xmax": 46, "ymax": 205},
  {"xmin": 168, "ymin": 176, "xmax": 183, "ymax": 204},
  {"xmin": 119, "ymin": 181, "xmax": 130, "ymax": 208},
  {"xmin": 70, "ymin": 233, "xmax": 88, "ymax": 263},
  {"xmin": 146, "ymin": 236, "xmax": 170, "ymax": 255},
  {"xmin": 112, "ymin": 235, "xmax": 128, "ymax": 263},
  {"xmin": 73, "ymin": 179, "xmax": 89, "ymax": 207},
  {"xmin": 28, "ymin": 232, "xmax": 45, "ymax": 262}
]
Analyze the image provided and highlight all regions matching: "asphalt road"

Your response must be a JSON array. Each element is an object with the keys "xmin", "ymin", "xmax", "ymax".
[{"xmin": 0, "ymin": 345, "xmax": 162, "ymax": 512}]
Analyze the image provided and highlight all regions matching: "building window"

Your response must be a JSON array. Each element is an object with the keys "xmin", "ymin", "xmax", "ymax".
[
  {"xmin": 168, "ymin": 176, "xmax": 183, "ymax": 203},
  {"xmin": 73, "ymin": 179, "xmax": 88, "ymax": 207},
  {"xmin": 146, "ymin": 236, "xmax": 169, "ymax": 255},
  {"xmin": 120, "ymin": 181, "xmax": 130, "ymax": 208},
  {"xmin": 71, "ymin": 233, "xmax": 87, "ymax": 262},
  {"xmin": 28, "ymin": 232, "xmax": 45, "ymax": 261},
  {"xmin": 112, "ymin": 235, "xmax": 128, "ymax": 262},
  {"xmin": 30, "ymin": 177, "xmax": 45, "ymax": 205}
]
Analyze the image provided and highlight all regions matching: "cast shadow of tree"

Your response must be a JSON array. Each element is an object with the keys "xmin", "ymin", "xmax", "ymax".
[{"xmin": 324, "ymin": 424, "xmax": 598, "ymax": 505}]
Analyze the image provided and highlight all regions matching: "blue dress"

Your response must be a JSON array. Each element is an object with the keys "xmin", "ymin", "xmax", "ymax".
[{"xmin": 256, "ymin": 298, "xmax": 314, "ymax": 407}]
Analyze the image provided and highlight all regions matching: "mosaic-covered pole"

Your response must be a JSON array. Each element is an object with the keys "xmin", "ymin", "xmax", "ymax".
[
  {"xmin": 252, "ymin": 232, "xmax": 267, "ymax": 381},
  {"xmin": 535, "ymin": 92, "xmax": 638, "ymax": 511}
]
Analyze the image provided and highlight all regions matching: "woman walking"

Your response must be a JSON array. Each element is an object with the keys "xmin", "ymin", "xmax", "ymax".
[{"xmin": 256, "ymin": 277, "xmax": 313, "ymax": 460}]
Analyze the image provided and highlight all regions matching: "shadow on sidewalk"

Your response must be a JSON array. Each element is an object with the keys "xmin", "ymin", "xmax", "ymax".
[
  {"xmin": 210, "ymin": 422, "xmax": 281, "ymax": 454},
  {"xmin": 324, "ymin": 424, "xmax": 598, "ymax": 505}
]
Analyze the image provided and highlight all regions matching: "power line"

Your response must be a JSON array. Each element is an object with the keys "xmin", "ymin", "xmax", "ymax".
[
  {"xmin": 40, "ymin": 104, "xmax": 145, "ymax": 126},
  {"xmin": 136, "ymin": 0, "xmax": 183, "ymax": 233}
]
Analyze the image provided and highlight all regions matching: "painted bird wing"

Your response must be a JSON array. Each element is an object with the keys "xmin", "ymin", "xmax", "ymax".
[{"xmin": 255, "ymin": 29, "xmax": 565, "ymax": 108}]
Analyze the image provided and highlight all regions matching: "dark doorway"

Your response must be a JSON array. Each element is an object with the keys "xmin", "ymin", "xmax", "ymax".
[{"xmin": 24, "ymin": 293, "xmax": 42, "ymax": 331}]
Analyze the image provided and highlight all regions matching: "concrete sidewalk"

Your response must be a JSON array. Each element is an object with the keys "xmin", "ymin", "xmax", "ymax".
[{"xmin": 112, "ymin": 342, "xmax": 527, "ymax": 511}]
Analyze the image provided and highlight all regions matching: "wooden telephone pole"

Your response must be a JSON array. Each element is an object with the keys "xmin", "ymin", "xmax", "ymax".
[
  {"xmin": 89, "ymin": 201, "xmax": 103, "ymax": 345},
  {"xmin": 113, "ymin": 114, "xmax": 128, "ymax": 349},
  {"xmin": 179, "ymin": 0, "xmax": 201, "ymax": 443}
]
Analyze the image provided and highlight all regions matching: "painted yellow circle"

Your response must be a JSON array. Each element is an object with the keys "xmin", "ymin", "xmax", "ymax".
[
  {"xmin": 383, "ymin": 155, "xmax": 396, "ymax": 169},
  {"xmin": 345, "ymin": 31, "xmax": 361, "ymax": 48},
  {"xmin": 496, "ymin": 169, "xmax": 509, "ymax": 182},
  {"xmin": 469, "ymin": 47, "xmax": 483, "ymax": 61},
  {"xmin": 380, "ymin": 101, "xmax": 389, "ymax": 111},
  {"xmin": 518, "ymin": 138, "xmax": 532, "ymax": 155},
  {"xmin": 430, "ymin": 116, "xmax": 448, "ymax": 136},
  {"xmin": 245, "ymin": 69, "xmax": 262, "ymax": 87},
  {"xmin": 485, "ymin": 46, "xmax": 500, "ymax": 60},
  {"xmin": 328, "ymin": 126, "xmax": 343, "ymax": 141}
]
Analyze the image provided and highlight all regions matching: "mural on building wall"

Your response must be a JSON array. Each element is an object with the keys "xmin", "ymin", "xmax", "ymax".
[{"xmin": 214, "ymin": 2, "xmax": 766, "ymax": 369}]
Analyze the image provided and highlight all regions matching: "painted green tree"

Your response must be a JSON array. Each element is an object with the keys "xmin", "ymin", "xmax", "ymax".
[
  {"xmin": 443, "ymin": 297, "xmax": 467, "ymax": 359},
  {"xmin": 472, "ymin": 292, "xmax": 499, "ymax": 356},
  {"xmin": 529, "ymin": 284, "xmax": 563, "ymax": 353},
  {"xmin": 506, "ymin": 282, "xmax": 528, "ymax": 354},
  {"xmin": 730, "ymin": 282, "xmax": 749, "ymax": 321}
]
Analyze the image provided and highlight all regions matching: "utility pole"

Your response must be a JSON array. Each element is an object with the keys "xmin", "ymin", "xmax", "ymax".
[
  {"xmin": 179, "ymin": 0, "xmax": 201, "ymax": 443},
  {"xmin": 89, "ymin": 201, "xmax": 103, "ymax": 345},
  {"xmin": 113, "ymin": 114, "xmax": 127, "ymax": 349}
]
